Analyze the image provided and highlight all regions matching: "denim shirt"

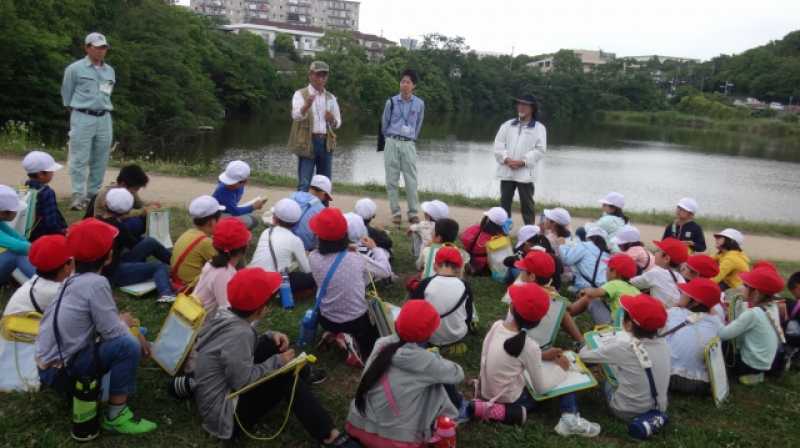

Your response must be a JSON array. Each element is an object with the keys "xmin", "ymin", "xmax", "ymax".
[
  {"xmin": 61, "ymin": 56, "xmax": 115, "ymax": 111},
  {"xmin": 381, "ymin": 94, "xmax": 425, "ymax": 141}
]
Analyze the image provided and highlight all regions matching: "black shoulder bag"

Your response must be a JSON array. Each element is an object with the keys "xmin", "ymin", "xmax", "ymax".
[{"xmin": 376, "ymin": 97, "xmax": 395, "ymax": 152}]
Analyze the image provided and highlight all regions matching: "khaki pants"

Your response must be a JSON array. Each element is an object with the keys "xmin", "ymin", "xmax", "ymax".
[{"xmin": 384, "ymin": 138, "xmax": 419, "ymax": 218}]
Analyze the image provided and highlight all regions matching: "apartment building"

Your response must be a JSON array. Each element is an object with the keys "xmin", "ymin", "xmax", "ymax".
[
  {"xmin": 528, "ymin": 49, "xmax": 616, "ymax": 73},
  {"xmin": 192, "ymin": 0, "xmax": 359, "ymax": 31}
]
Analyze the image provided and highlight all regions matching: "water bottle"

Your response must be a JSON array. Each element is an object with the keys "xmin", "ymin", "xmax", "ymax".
[
  {"xmin": 279, "ymin": 270, "xmax": 295, "ymax": 309},
  {"xmin": 71, "ymin": 376, "xmax": 100, "ymax": 442},
  {"xmin": 430, "ymin": 415, "xmax": 457, "ymax": 447},
  {"xmin": 297, "ymin": 308, "xmax": 318, "ymax": 347}
]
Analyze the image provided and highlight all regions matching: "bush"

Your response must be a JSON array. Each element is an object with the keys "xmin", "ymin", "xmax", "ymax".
[{"xmin": 676, "ymin": 95, "xmax": 750, "ymax": 120}]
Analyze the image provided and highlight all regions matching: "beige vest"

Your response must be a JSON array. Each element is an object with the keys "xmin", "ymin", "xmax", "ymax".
[{"xmin": 288, "ymin": 88, "xmax": 337, "ymax": 159}]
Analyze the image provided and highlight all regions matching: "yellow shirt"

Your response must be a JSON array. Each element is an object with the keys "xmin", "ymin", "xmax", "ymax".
[
  {"xmin": 170, "ymin": 228, "xmax": 216, "ymax": 288},
  {"xmin": 713, "ymin": 250, "xmax": 750, "ymax": 289}
]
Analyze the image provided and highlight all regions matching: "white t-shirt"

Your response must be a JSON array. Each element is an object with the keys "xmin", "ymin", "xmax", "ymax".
[
  {"xmin": 630, "ymin": 266, "xmax": 685, "ymax": 308},
  {"xmin": 664, "ymin": 308, "xmax": 724, "ymax": 381},
  {"xmin": 422, "ymin": 276, "xmax": 469, "ymax": 346},
  {"xmin": 3, "ymin": 276, "xmax": 62, "ymax": 316},
  {"xmin": 250, "ymin": 226, "xmax": 311, "ymax": 274}
]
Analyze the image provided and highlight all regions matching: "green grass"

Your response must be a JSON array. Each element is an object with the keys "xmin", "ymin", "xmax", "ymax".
[{"xmin": 1, "ymin": 205, "xmax": 800, "ymax": 447}]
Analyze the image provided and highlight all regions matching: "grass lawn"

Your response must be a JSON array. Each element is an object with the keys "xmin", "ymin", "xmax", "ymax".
[{"xmin": 1, "ymin": 205, "xmax": 799, "ymax": 447}]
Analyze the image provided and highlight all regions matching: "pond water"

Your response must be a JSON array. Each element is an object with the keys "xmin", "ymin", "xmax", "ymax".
[{"xmin": 168, "ymin": 114, "xmax": 800, "ymax": 223}]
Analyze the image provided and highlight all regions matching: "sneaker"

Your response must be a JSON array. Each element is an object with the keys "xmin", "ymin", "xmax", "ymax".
[
  {"xmin": 101, "ymin": 407, "xmax": 157, "ymax": 435},
  {"xmin": 307, "ymin": 367, "xmax": 328, "ymax": 385},
  {"xmin": 471, "ymin": 400, "xmax": 526, "ymax": 425},
  {"xmin": 167, "ymin": 375, "xmax": 194, "ymax": 399},
  {"xmin": 340, "ymin": 334, "xmax": 364, "ymax": 368},
  {"xmin": 157, "ymin": 295, "xmax": 176, "ymax": 304},
  {"xmin": 391, "ymin": 215, "xmax": 402, "ymax": 226},
  {"xmin": 739, "ymin": 373, "xmax": 764, "ymax": 385},
  {"xmin": 554, "ymin": 413, "xmax": 601, "ymax": 438},
  {"xmin": 70, "ymin": 194, "xmax": 86, "ymax": 211}
]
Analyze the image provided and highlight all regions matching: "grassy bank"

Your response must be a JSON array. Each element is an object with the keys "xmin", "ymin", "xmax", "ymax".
[
  {"xmin": 1, "ymin": 203, "xmax": 799, "ymax": 447},
  {"xmin": 2, "ymin": 121, "xmax": 800, "ymax": 239}
]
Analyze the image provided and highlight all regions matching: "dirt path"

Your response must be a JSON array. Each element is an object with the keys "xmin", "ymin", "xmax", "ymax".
[{"xmin": 3, "ymin": 156, "xmax": 799, "ymax": 261}]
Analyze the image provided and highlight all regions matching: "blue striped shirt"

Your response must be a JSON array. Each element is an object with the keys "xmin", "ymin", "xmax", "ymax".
[{"xmin": 381, "ymin": 94, "xmax": 425, "ymax": 141}]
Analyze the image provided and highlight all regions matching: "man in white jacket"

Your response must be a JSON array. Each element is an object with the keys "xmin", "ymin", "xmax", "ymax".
[{"xmin": 493, "ymin": 95, "xmax": 547, "ymax": 225}]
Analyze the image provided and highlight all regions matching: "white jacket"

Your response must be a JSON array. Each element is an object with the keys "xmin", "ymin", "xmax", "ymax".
[{"xmin": 493, "ymin": 119, "xmax": 547, "ymax": 183}]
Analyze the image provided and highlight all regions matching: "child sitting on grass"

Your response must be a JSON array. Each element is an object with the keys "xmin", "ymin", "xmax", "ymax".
[
  {"xmin": 345, "ymin": 212, "xmax": 393, "ymax": 281},
  {"xmin": 412, "ymin": 246, "xmax": 474, "ymax": 350},
  {"xmin": 22, "ymin": 150, "xmax": 67, "ymax": 241},
  {"xmin": 718, "ymin": 266, "xmax": 783, "ymax": 384},
  {"xmin": 477, "ymin": 283, "xmax": 601, "ymax": 437},
  {"xmin": 291, "ymin": 174, "xmax": 332, "ymax": 250},
  {"xmin": 578, "ymin": 192, "xmax": 629, "ymax": 242},
  {"xmin": 612, "ymin": 225, "xmax": 654, "ymax": 274},
  {"xmin": 194, "ymin": 218, "xmax": 251, "ymax": 317},
  {"xmin": 416, "ymin": 218, "xmax": 469, "ymax": 280},
  {"xmin": 461, "ymin": 207, "xmax": 509, "ymax": 275},
  {"xmin": 170, "ymin": 195, "xmax": 223, "ymax": 292},
  {"xmin": 579, "ymin": 294, "xmax": 671, "ymax": 422},
  {"xmin": 680, "ymin": 254, "xmax": 725, "ymax": 319},
  {"xmin": 541, "ymin": 207, "xmax": 572, "ymax": 254},
  {"xmin": 712, "ymin": 228, "xmax": 750, "ymax": 291},
  {"xmin": 354, "ymin": 198, "xmax": 393, "ymax": 256},
  {"xmin": 0, "ymin": 185, "xmax": 35, "ymax": 284},
  {"xmin": 90, "ymin": 164, "xmax": 158, "ymax": 237},
  {"xmin": 193, "ymin": 268, "xmax": 358, "ymax": 447},
  {"xmin": 503, "ymin": 224, "xmax": 540, "ymax": 284},
  {"xmin": 570, "ymin": 253, "xmax": 640, "ymax": 326},
  {"xmin": 346, "ymin": 300, "xmax": 465, "ymax": 447},
  {"xmin": 3, "ymin": 235, "xmax": 72, "ymax": 316},
  {"xmin": 212, "ymin": 160, "xmax": 267, "ymax": 230},
  {"xmin": 559, "ymin": 225, "xmax": 610, "ymax": 293},
  {"xmin": 409, "ymin": 199, "xmax": 448, "ymax": 259},
  {"xmin": 662, "ymin": 197, "xmax": 706, "ymax": 253},
  {"xmin": 664, "ymin": 278, "xmax": 724, "ymax": 394},
  {"xmin": 629, "ymin": 238, "xmax": 687, "ymax": 308},
  {"xmin": 785, "ymin": 272, "xmax": 800, "ymax": 355}
]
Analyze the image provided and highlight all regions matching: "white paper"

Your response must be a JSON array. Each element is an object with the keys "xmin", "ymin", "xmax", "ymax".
[
  {"xmin": 120, "ymin": 281, "xmax": 157, "ymax": 297},
  {"xmin": 147, "ymin": 209, "xmax": 173, "ymax": 249},
  {"xmin": 526, "ymin": 299, "xmax": 566, "ymax": 348},
  {"xmin": 706, "ymin": 338, "xmax": 729, "ymax": 406}
]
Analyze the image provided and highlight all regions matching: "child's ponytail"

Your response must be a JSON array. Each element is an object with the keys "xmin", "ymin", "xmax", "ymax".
[
  {"xmin": 210, "ymin": 246, "xmax": 247, "ymax": 268},
  {"xmin": 355, "ymin": 340, "xmax": 405, "ymax": 415},
  {"xmin": 503, "ymin": 308, "xmax": 539, "ymax": 358},
  {"xmin": 608, "ymin": 205, "xmax": 629, "ymax": 224}
]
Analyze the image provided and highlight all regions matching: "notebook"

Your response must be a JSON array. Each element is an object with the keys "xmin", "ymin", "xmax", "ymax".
[
  {"xmin": 147, "ymin": 209, "xmax": 173, "ymax": 249},
  {"xmin": 526, "ymin": 299, "xmax": 567, "ymax": 348},
  {"xmin": 704, "ymin": 336, "xmax": 730, "ymax": 407},
  {"xmin": 120, "ymin": 281, "xmax": 157, "ymax": 297},
  {"xmin": 227, "ymin": 352, "xmax": 316, "ymax": 399},
  {"xmin": 525, "ymin": 351, "xmax": 598, "ymax": 401}
]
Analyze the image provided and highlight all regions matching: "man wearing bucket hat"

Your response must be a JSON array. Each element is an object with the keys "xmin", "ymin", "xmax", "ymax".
[
  {"xmin": 61, "ymin": 32, "xmax": 116, "ymax": 211},
  {"xmin": 289, "ymin": 61, "xmax": 342, "ymax": 193},
  {"xmin": 493, "ymin": 94, "xmax": 547, "ymax": 225}
]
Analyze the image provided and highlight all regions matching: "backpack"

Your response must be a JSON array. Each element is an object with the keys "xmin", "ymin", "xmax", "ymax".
[{"xmin": 376, "ymin": 97, "xmax": 395, "ymax": 152}]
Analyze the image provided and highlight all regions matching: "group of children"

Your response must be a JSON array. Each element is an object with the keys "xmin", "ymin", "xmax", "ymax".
[{"xmin": 2, "ymin": 153, "xmax": 799, "ymax": 446}]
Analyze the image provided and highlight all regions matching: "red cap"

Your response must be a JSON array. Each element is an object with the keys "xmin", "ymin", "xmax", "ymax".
[
  {"xmin": 212, "ymin": 217, "xmax": 251, "ymax": 252},
  {"xmin": 751, "ymin": 260, "xmax": 778, "ymax": 274},
  {"xmin": 514, "ymin": 251, "xmax": 555, "ymax": 279},
  {"xmin": 435, "ymin": 246, "xmax": 463, "ymax": 268},
  {"xmin": 606, "ymin": 253, "xmax": 637, "ymax": 280},
  {"xmin": 67, "ymin": 218, "xmax": 119, "ymax": 262},
  {"xmin": 227, "ymin": 268, "xmax": 282, "ymax": 311},
  {"xmin": 29, "ymin": 235, "xmax": 71, "ymax": 272},
  {"xmin": 653, "ymin": 237, "xmax": 689, "ymax": 264},
  {"xmin": 740, "ymin": 268, "xmax": 785, "ymax": 295},
  {"xmin": 620, "ymin": 294, "xmax": 667, "ymax": 332},
  {"xmin": 395, "ymin": 300, "xmax": 441, "ymax": 343},
  {"xmin": 678, "ymin": 278, "xmax": 721, "ymax": 308},
  {"xmin": 309, "ymin": 207, "xmax": 348, "ymax": 241},
  {"xmin": 686, "ymin": 254, "xmax": 719, "ymax": 278},
  {"xmin": 508, "ymin": 283, "xmax": 551, "ymax": 322}
]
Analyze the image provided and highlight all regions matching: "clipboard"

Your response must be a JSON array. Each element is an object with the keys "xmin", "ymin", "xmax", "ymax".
[
  {"xmin": 704, "ymin": 336, "xmax": 729, "ymax": 407},
  {"xmin": 226, "ymin": 352, "xmax": 316, "ymax": 400},
  {"xmin": 120, "ymin": 281, "xmax": 157, "ymax": 297},
  {"xmin": 526, "ymin": 351, "xmax": 598, "ymax": 401},
  {"xmin": 147, "ymin": 209, "xmax": 173, "ymax": 249},
  {"xmin": 584, "ymin": 328, "xmax": 631, "ymax": 386},
  {"xmin": 9, "ymin": 187, "xmax": 37, "ymax": 238},
  {"xmin": 526, "ymin": 298, "xmax": 567, "ymax": 349}
]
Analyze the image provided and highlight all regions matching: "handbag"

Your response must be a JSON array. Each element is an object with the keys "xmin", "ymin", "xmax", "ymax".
[
  {"xmin": 376, "ymin": 97, "xmax": 395, "ymax": 152},
  {"xmin": 298, "ymin": 251, "xmax": 346, "ymax": 347},
  {"xmin": 151, "ymin": 294, "xmax": 207, "ymax": 376},
  {"xmin": 628, "ymin": 339, "xmax": 668, "ymax": 440}
]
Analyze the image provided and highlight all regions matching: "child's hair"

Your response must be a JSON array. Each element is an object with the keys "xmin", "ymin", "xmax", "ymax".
[
  {"xmin": 434, "ymin": 218, "xmax": 459, "ymax": 243},
  {"xmin": 193, "ymin": 211, "xmax": 222, "ymax": 227},
  {"xmin": 229, "ymin": 306, "xmax": 258, "ymax": 319},
  {"xmin": 74, "ymin": 252, "xmax": 111, "ymax": 274},
  {"xmin": 588, "ymin": 235, "xmax": 610, "ymax": 254},
  {"xmin": 717, "ymin": 237, "xmax": 741, "ymax": 252},
  {"xmin": 210, "ymin": 246, "xmax": 247, "ymax": 268},
  {"xmin": 618, "ymin": 241, "xmax": 644, "ymax": 251},
  {"xmin": 318, "ymin": 237, "xmax": 350, "ymax": 255},
  {"xmin": 788, "ymin": 272, "xmax": 800, "ymax": 290},
  {"xmin": 624, "ymin": 312, "xmax": 658, "ymax": 339},
  {"xmin": 355, "ymin": 339, "xmax": 406, "ymax": 415},
  {"xmin": 273, "ymin": 217, "xmax": 294, "ymax": 228},
  {"xmin": 27, "ymin": 172, "xmax": 43, "ymax": 179},
  {"xmin": 529, "ymin": 234, "xmax": 555, "ymax": 255},
  {"xmin": 606, "ymin": 205, "xmax": 630, "ymax": 224},
  {"xmin": 36, "ymin": 263, "xmax": 69, "ymax": 281},
  {"xmin": 437, "ymin": 261, "xmax": 460, "ymax": 271},
  {"xmin": 551, "ymin": 222, "xmax": 570, "ymax": 238},
  {"xmin": 480, "ymin": 217, "xmax": 505, "ymax": 236},
  {"xmin": 533, "ymin": 275, "xmax": 550, "ymax": 287},
  {"xmin": 116, "ymin": 165, "xmax": 149, "ymax": 189},
  {"xmin": 503, "ymin": 307, "xmax": 540, "ymax": 357},
  {"xmin": 686, "ymin": 300, "xmax": 711, "ymax": 313}
]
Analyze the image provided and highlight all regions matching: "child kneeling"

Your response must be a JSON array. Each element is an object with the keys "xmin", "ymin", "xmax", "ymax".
[
  {"xmin": 193, "ymin": 268, "xmax": 357, "ymax": 447},
  {"xmin": 477, "ymin": 283, "xmax": 600, "ymax": 437}
]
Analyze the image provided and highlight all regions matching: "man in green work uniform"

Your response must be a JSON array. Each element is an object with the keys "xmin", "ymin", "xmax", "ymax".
[{"xmin": 61, "ymin": 32, "xmax": 116, "ymax": 211}]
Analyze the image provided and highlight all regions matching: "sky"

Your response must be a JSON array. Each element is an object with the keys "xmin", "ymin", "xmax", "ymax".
[{"xmin": 178, "ymin": 0, "xmax": 800, "ymax": 61}]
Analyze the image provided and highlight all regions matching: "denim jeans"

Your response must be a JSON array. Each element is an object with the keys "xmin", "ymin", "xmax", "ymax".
[
  {"xmin": 0, "ymin": 251, "xmax": 34, "ymax": 284},
  {"xmin": 297, "ymin": 136, "xmax": 332, "ymax": 191},
  {"xmin": 121, "ymin": 237, "xmax": 172, "ymax": 265},
  {"xmin": 514, "ymin": 388, "xmax": 578, "ymax": 414},
  {"xmin": 114, "ymin": 237, "xmax": 174, "ymax": 296},
  {"xmin": 39, "ymin": 334, "xmax": 141, "ymax": 396}
]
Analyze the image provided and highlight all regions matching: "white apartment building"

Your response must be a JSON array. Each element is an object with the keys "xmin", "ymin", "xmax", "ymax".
[
  {"xmin": 192, "ymin": 0, "xmax": 359, "ymax": 31},
  {"xmin": 528, "ymin": 49, "xmax": 616, "ymax": 73}
]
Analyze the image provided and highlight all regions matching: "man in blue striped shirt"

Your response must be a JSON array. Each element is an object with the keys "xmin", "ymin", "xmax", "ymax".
[{"xmin": 381, "ymin": 69, "xmax": 425, "ymax": 225}]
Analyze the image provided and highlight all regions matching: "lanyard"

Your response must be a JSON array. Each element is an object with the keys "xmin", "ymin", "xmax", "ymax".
[{"xmin": 397, "ymin": 97, "xmax": 413, "ymax": 127}]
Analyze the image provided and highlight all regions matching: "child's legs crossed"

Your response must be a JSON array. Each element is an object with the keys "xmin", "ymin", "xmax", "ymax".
[
  {"xmin": 121, "ymin": 237, "xmax": 171, "ymax": 264},
  {"xmin": 114, "ymin": 262, "xmax": 174, "ymax": 296},
  {"xmin": 319, "ymin": 312, "xmax": 379, "ymax": 360}
]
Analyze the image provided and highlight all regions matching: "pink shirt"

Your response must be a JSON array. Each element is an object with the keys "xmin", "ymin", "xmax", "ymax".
[
  {"xmin": 194, "ymin": 262, "xmax": 237, "ymax": 316},
  {"xmin": 625, "ymin": 246, "xmax": 655, "ymax": 272}
]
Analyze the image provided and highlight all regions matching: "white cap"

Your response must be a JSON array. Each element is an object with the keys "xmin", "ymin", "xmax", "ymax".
[
  {"xmin": 272, "ymin": 198, "xmax": 302, "ymax": 224},
  {"xmin": 0, "ymin": 185, "xmax": 23, "ymax": 212},
  {"xmin": 310, "ymin": 175, "xmax": 333, "ymax": 199},
  {"xmin": 543, "ymin": 208, "xmax": 571, "ymax": 226},
  {"xmin": 106, "ymin": 188, "xmax": 134, "ymax": 214},
  {"xmin": 344, "ymin": 212, "xmax": 367, "ymax": 243},
  {"xmin": 85, "ymin": 32, "xmax": 109, "ymax": 47},
  {"xmin": 22, "ymin": 151, "xmax": 63, "ymax": 174},
  {"xmin": 599, "ymin": 192, "xmax": 625, "ymax": 209},
  {"xmin": 585, "ymin": 224, "xmax": 608, "ymax": 241},
  {"xmin": 677, "ymin": 197, "xmax": 698, "ymax": 215},
  {"xmin": 218, "ymin": 160, "xmax": 251, "ymax": 185},
  {"xmin": 714, "ymin": 228, "xmax": 744, "ymax": 246},
  {"xmin": 354, "ymin": 198, "xmax": 377, "ymax": 220},
  {"xmin": 611, "ymin": 224, "xmax": 641, "ymax": 246},
  {"xmin": 189, "ymin": 195, "xmax": 225, "ymax": 219},
  {"xmin": 516, "ymin": 225, "xmax": 541, "ymax": 249},
  {"xmin": 421, "ymin": 200, "xmax": 449, "ymax": 221},
  {"xmin": 483, "ymin": 207, "xmax": 509, "ymax": 227}
]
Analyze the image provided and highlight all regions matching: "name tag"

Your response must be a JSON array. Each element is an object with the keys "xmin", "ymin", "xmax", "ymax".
[
  {"xmin": 99, "ymin": 80, "xmax": 114, "ymax": 95},
  {"xmin": 401, "ymin": 125, "xmax": 412, "ymax": 135}
]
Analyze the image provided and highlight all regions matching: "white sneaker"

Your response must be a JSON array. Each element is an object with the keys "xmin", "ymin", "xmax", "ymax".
[
  {"xmin": 554, "ymin": 413, "xmax": 601, "ymax": 438},
  {"xmin": 70, "ymin": 195, "xmax": 86, "ymax": 211},
  {"xmin": 157, "ymin": 295, "xmax": 176, "ymax": 304}
]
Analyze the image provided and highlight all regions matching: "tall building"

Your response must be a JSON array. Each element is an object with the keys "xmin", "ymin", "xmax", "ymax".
[
  {"xmin": 527, "ymin": 49, "xmax": 616, "ymax": 73},
  {"xmin": 192, "ymin": 0, "xmax": 359, "ymax": 31}
]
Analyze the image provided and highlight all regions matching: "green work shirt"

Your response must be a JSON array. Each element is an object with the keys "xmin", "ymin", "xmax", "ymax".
[
  {"xmin": 61, "ymin": 56, "xmax": 115, "ymax": 111},
  {"xmin": 601, "ymin": 279, "xmax": 641, "ymax": 316}
]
